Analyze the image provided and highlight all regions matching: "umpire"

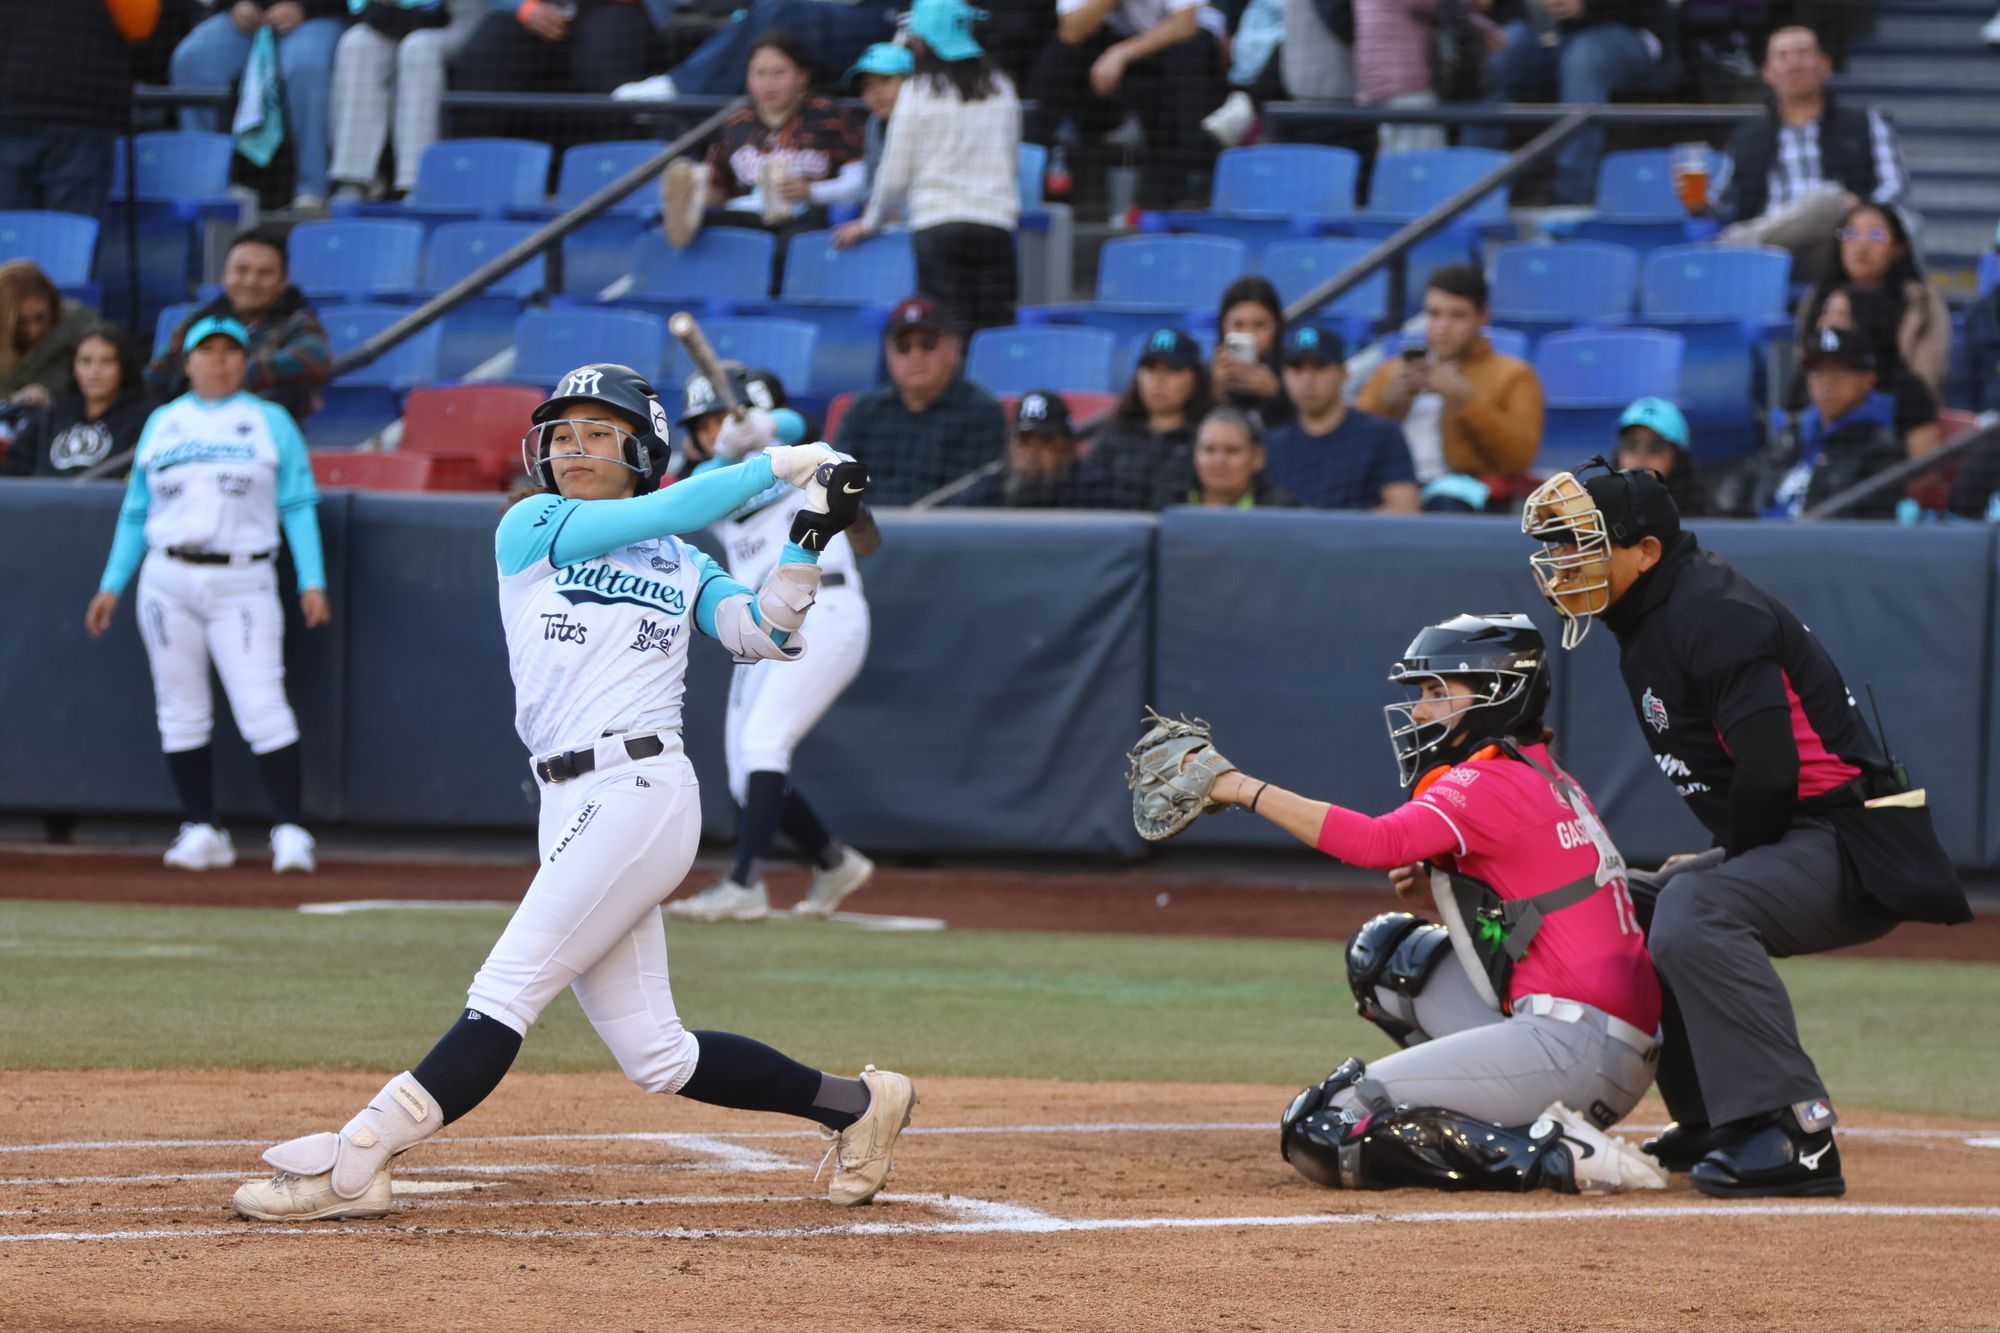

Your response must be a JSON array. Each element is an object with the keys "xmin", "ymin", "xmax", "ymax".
[{"xmin": 1520, "ymin": 463, "xmax": 1969, "ymax": 1199}]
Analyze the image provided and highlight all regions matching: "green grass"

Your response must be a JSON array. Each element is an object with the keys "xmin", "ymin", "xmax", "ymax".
[{"xmin": 1, "ymin": 900, "xmax": 1995, "ymax": 1118}]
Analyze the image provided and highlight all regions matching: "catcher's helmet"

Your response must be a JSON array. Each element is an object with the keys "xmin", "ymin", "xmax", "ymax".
[
  {"xmin": 523, "ymin": 363, "xmax": 673, "ymax": 490},
  {"xmin": 679, "ymin": 363, "xmax": 789, "ymax": 425},
  {"xmin": 1382, "ymin": 613, "xmax": 1550, "ymax": 787}
]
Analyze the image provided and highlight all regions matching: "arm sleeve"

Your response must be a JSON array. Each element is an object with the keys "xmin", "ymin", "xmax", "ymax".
[
  {"xmin": 267, "ymin": 405, "xmax": 326, "ymax": 591},
  {"xmin": 859, "ymin": 91, "xmax": 919, "ymax": 232},
  {"xmin": 1455, "ymin": 361, "xmax": 1544, "ymax": 473},
  {"xmin": 97, "ymin": 445, "xmax": 155, "ymax": 595},
  {"xmin": 1314, "ymin": 801, "xmax": 1462, "ymax": 869},
  {"xmin": 1721, "ymin": 703, "xmax": 1801, "ymax": 856},
  {"xmin": 495, "ymin": 455, "xmax": 781, "ymax": 574}
]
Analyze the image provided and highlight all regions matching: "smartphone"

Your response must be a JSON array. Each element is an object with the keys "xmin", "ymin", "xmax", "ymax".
[
  {"xmin": 1224, "ymin": 332, "xmax": 1258, "ymax": 364},
  {"xmin": 1400, "ymin": 346, "xmax": 1428, "ymax": 363}
]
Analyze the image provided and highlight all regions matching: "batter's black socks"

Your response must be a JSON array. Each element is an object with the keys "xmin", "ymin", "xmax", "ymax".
[
  {"xmin": 254, "ymin": 743, "xmax": 304, "ymax": 825},
  {"xmin": 778, "ymin": 790, "xmax": 838, "ymax": 869},
  {"xmin": 412, "ymin": 1008, "xmax": 524, "ymax": 1126},
  {"xmin": 163, "ymin": 745, "xmax": 216, "ymax": 826},
  {"xmin": 730, "ymin": 770, "xmax": 789, "ymax": 886},
  {"xmin": 677, "ymin": 1030, "xmax": 866, "ymax": 1131}
]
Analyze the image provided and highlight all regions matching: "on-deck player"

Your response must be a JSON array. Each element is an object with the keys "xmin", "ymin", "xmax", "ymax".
[
  {"xmin": 84, "ymin": 316, "xmax": 327, "ymax": 874},
  {"xmin": 666, "ymin": 365, "xmax": 878, "ymax": 921},
  {"xmin": 231, "ymin": 364, "xmax": 916, "ymax": 1222}
]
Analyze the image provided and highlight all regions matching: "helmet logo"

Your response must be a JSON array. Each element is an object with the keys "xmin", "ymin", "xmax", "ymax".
[
  {"xmin": 562, "ymin": 368, "xmax": 604, "ymax": 397},
  {"xmin": 1641, "ymin": 687, "xmax": 1669, "ymax": 734},
  {"xmin": 648, "ymin": 396, "xmax": 672, "ymax": 443}
]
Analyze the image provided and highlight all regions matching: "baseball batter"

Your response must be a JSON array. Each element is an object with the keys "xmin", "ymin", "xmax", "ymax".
[
  {"xmin": 231, "ymin": 363, "xmax": 915, "ymax": 1223},
  {"xmin": 666, "ymin": 366, "xmax": 877, "ymax": 922},
  {"xmin": 1128, "ymin": 615, "xmax": 1666, "ymax": 1195},
  {"xmin": 84, "ymin": 316, "xmax": 327, "ymax": 874}
]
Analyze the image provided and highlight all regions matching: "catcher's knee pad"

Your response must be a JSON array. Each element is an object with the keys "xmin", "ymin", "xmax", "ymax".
[
  {"xmin": 260, "ymin": 1070, "xmax": 444, "ymax": 1200},
  {"xmin": 1280, "ymin": 1056, "xmax": 1396, "ymax": 1187},
  {"xmin": 1286, "ymin": 1078, "xmax": 1572, "ymax": 1193},
  {"xmin": 1346, "ymin": 912, "xmax": 1451, "ymax": 1047}
]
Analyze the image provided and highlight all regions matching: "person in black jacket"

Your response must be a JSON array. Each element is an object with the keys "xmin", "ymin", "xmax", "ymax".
[
  {"xmin": 0, "ymin": 0, "xmax": 157, "ymax": 219},
  {"xmin": 1521, "ymin": 461, "xmax": 1968, "ymax": 1199},
  {"xmin": 948, "ymin": 389, "xmax": 1105, "ymax": 509},
  {"xmin": 1718, "ymin": 326, "xmax": 1904, "ymax": 520},
  {"xmin": 1, "ymin": 324, "xmax": 151, "ymax": 478},
  {"xmin": 1074, "ymin": 327, "xmax": 1214, "ymax": 511}
]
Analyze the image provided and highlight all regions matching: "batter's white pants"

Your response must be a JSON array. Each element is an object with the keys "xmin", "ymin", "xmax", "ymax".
[
  {"xmin": 723, "ymin": 587, "xmax": 869, "ymax": 804},
  {"xmin": 328, "ymin": 8, "xmax": 480, "ymax": 193},
  {"xmin": 135, "ymin": 553, "xmax": 300, "ymax": 755},
  {"xmin": 466, "ymin": 742, "xmax": 706, "ymax": 1094}
]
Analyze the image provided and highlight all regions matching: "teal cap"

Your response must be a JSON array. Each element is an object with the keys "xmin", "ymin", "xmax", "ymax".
[
  {"xmin": 1616, "ymin": 396, "xmax": 1689, "ymax": 449},
  {"xmin": 845, "ymin": 41, "xmax": 915, "ymax": 85},
  {"xmin": 908, "ymin": 0, "xmax": 987, "ymax": 63},
  {"xmin": 183, "ymin": 315, "xmax": 250, "ymax": 354}
]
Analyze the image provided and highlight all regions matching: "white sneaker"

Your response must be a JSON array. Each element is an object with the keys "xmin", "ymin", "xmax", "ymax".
[
  {"xmin": 795, "ymin": 847, "xmax": 874, "ymax": 917},
  {"xmin": 289, "ymin": 193, "xmax": 327, "ymax": 214},
  {"xmin": 164, "ymin": 822, "xmax": 235, "ymax": 871},
  {"xmin": 1202, "ymin": 91, "xmax": 1256, "ymax": 148},
  {"xmin": 665, "ymin": 878, "xmax": 770, "ymax": 922},
  {"xmin": 1983, "ymin": 11, "xmax": 2000, "ymax": 45},
  {"xmin": 1535, "ymin": 1102, "xmax": 1669, "ymax": 1195},
  {"xmin": 271, "ymin": 823, "xmax": 317, "ymax": 874},
  {"xmin": 232, "ymin": 1167, "xmax": 392, "ymax": 1222},
  {"xmin": 661, "ymin": 158, "xmax": 707, "ymax": 250},
  {"xmin": 612, "ymin": 73, "xmax": 678, "ymax": 102},
  {"xmin": 817, "ymin": 1065, "xmax": 917, "ymax": 1206}
]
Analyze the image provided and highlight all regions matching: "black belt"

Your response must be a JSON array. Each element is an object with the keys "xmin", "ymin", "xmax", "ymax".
[
  {"xmin": 164, "ymin": 547, "xmax": 274, "ymax": 566},
  {"xmin": 821, "ymin": 572, "xmax": 846, "ymax": 588},
  {"xmin": 535, "ymin": 732, "xmax": 665, "ymax": 784}
]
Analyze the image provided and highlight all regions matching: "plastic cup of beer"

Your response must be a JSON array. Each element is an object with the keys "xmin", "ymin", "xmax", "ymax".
[{"xmin": 1672, "ymin": 143, "xmax": 1710, "ymax": 213}]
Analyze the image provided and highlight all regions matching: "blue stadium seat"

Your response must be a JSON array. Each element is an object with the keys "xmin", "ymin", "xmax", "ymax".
[
  {"xmin": 661, "ymin": 316, "xmax": 816, "ymax": 406},
  {"xmin": 99, "ymin": 132, "xmax": 242, "ymax": 333},
  {"xmin": 747, "ymin": 229, "xmax": 914, "ymax": 394},
  {"xmin": 152, "ymin": 302, "xmax": 203, "ymax": 358},
  {"xmin": 0, "ymin": 210, "xmax": 99, "ymax": 288},
  {"xmin": 288, "ymin": 219, "xmax": 427, "ymax": 304},
  {"xmin": 417, "ymin": 221, "xmax": 546, "ymax": 378},
  {"xmin": 623, "ymin": 228, "xmax": 777, "ymax": 310},
  {"xmin": 1641, "ymin": 244, "xmax": 1791, "ymax": 460},
  {"xmin": 1029, "ymin": 235, "xmax": 1249, "ymax": 381},
  {"xmin": 1488, "ymin": 241, "xmax": 1639, "ymax": 350},
  {"xmin": 1353, "ymin": 148, "xmax": 1510, "ymax": 315},
  {"xmin": 534, "ymin": 140, "xmax": 660, "ymax": 295},
  {"xmin": 1576, "ymin": 148, "xmax": 1722, "ymax": 253},
  {"xmin": 1261, "ymin": 237, "xmax": 1389, "ymax": 348},
  {"xmin": 360, "ymin": 138, "xmax": 553, "ymax": 227},
  {"xmin": 514, "ymin": 306, "xmax": 668, "ymax": 387},
  {"xmin": 966, "ymin": 326, "xmax": 1118, "ymax": 395},
  {"xmin": 1018, "ymin": 143, "xmax": 1047, "ymax": 211},
  {"xmin": 1534, "ymin": 327, "xmax": 1685, "ymax": 471},
  {"xmin": 314, "ymin": 304, "xmax": 444, "ymax": 448},
  {"xmin": 109, "ymin": 131, "xmax": 235, "ymax": 206},
  {"xmin": 1146, "ymin": 146, "xmax": 1360, "ymax": 254}
]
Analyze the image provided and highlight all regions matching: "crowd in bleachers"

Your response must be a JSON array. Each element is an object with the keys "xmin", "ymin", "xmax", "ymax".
[{"xmin": 2, "ymin": 0, "xmax": 1998, "ymax": 521}]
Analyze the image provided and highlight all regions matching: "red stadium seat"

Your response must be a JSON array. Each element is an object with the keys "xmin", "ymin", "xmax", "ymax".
[
  {"xmin": 400, "ymin": 384, "xmax": 545, "ymax": 490},
  {"xmin": 311, "ymin": 450, "xmax": 436, "ymax": 492},
  {"xmin": 822, "ymin": 392, "xmax": 854, "ymax": 448}
]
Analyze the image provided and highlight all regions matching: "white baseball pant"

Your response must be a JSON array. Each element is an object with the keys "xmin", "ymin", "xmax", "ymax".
[
  {"xmin": 723, "ymin": 587, "xmax": 869, "ymax": 804},
  {"xmin": 465, "ymin": 742, "xmax": 706, "ymax": 1094},
  {"xmin": 135, "ymin": 553, "xmax": 301, "ymax": 755}
]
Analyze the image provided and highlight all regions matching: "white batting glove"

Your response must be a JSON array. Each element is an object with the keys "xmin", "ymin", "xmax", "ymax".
[
  {"xmin": 764, "ymin": 442, "xmax": 849, "ymax": 489},
  {"xmin": 714, "ymin": 407, "xmax": 776, "ymax": 461}
]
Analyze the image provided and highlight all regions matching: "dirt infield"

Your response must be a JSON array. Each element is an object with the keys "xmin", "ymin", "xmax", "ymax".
[
  {"xmin": 3, "ymin": 849, "xmax": 1996, "ymax": 962},
  {"xmin": 0, "ymin": 1071, "xmax": 1996, "ymax": 1331}
]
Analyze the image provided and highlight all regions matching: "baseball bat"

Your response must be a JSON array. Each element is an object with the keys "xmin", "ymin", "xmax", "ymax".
[{"xmin": 667, "ymin": 311, "xmax": 745, "ymax": 420}]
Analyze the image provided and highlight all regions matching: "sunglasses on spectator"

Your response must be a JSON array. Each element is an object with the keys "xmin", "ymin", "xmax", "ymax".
[
  {"xmin": 1836, "ymin": 227, "xmax": 1892, "ymax": 243},
  {"xmin": 890, "ymin": 331, "xmax": 942, "ymax": 353}
]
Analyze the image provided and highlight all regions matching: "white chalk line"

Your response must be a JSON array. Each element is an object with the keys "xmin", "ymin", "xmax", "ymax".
[
  {"xmin": 6, "ymin": 1202, "xmax": 2000, "ymax": 1246},
  {"xmin": 0, "ymin": 1161, "xmax": 748, "ymax": 1188},
  {"xmin": 0, "ymin": 1190, "xmax": 1046, "ymax": 1224}
]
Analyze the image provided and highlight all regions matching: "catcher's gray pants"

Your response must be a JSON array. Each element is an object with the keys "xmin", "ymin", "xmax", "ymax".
[
  {"xmin": 329, "ymin": 2, "xmax": 481, "ymax": 193},
  {"xmin": 1340, "ymin": 963, "xmax": 1659, "ymax": 1129},
  {"xmin": 1628, "ymin": 822, "xmax": 1897, "ymax": 1127}
]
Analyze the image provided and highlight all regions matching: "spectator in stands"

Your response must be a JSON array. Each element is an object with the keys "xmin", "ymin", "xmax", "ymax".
[
  {"xmin": 845, "ymin": 42, "xmax": 914, "ymax": 200},
  {"xmin": 1022, "ymin": 0, "xmax": 1227, "ymax": 211},
  {"xmin": 170, "ymin": 1, "xmax": 347, "ymax": 211},
  {"xmin": 1355, "ymin": 0, "xmax": 1496, "ymax": 155},
  {"xmin": 1786, "ymin": 283, "xmax": 1940, "ymax": 457},
  {"xmin": 661, "ymin": 30, "xmax": 867, "ymax": 272},
  {"xmin": 0, "ymin": 0, "xmax": 156, "ymax": 219},
  {"xmin": 0, "ymin": 261, "xmax": 97, "ymax": 409},
  {"xmin": 329, "ymin": 0, "xmax": 483, "ymax": 202},
  {"xmin": 1356, "ymin": 263, "xmax": 1543, "ymax": 481},
  {"xmin": 1795, "ymin": 202, "xmax": 1949, "ymax": 399},
  {"xmin": 949, "ymin": 389, "xmax": 1098, "ymax": 508},
  {"xmin": 1710, "ymin": 25, "xmax": 1908, "ymax": 280},
  {"xmin": 611, "ymin": 0, "xmax": 896, "ymax": 100},
  {"xmin": 834, "ymin": 0, "xmax": 1023, "ymax": 333},
  {"xmin": 1282, "ymin": 0, "xmax": 1356, "ymax": 106},
  {"xmin": 1466, "ymin": 1, "xmax": 1678, "ymax": 205},
  {"xmin": 1262, "ymin": 323, "xmax": 1419, "ymax": 511},
  {"xmin": 834, "ymin": 296, "xmax": 1007, "ymax": 504},
  {"xmin": 1210, "ymin": 277, "xmax": 1292, "ymax": 429},
  {"xmin": 452, "ymin": 0, "xmax": 655, "ymax": 139},
  {"xmin": 1953, "ymin": 272, "xmax": 2000, "ymax": 420},
  {"xmin": 1724, "ymin": 325, "xmax": 1902, "ymax": 520},
  {"xmin": 1075, "ymin": 327, "xmax": 1213, "ymax": 510},
  {"xmin": 1187, "ymin": 405, "xmax": 1296, "ymax": 507},
  {"xmin": 2, "ymin": 325, "xmax": 151, "ymax": 478},
  {"xmin": 1202, "ymin": 0, "xmax": 1283, "ymax": 148},
  {"xmin": 146, "ymin": 228, "xmax": 330, "ymax": 424},
  {"xmin": 1611, "ymin": 396, "xmax": 1709, "ymax": 518}
]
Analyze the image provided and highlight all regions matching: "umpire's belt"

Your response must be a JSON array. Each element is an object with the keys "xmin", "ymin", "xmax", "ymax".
[
  {"xmin": 1512, "ymin": 993, "xmax": 1659, "ymax": 1056},
  {"xmin": 535, "ymin": 732, "xmax": 666, "ymax": 784},
  {"xmin": 163, "ymin": 546, "xmax": 275, "ymax": 566}
]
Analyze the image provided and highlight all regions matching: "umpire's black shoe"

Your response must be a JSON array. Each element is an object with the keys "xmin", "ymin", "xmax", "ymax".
[
  {"xmin": 1689, "ymin": 1108, "xmax": 1845, "ymax": 1199},
  {"xmin": 1641, "ymin": 1120, "xmax": 1737, "ymax": 1172}
]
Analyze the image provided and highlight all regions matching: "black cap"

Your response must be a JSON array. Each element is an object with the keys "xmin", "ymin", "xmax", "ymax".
[
  {"xmin": 1137, "ymin": 327, "xmax": 1201, "ymax": 370},
  {"xmin": 1014, "ymin": 389, "xmax": 1073, "ymax": 436},
  {"xmin": 1800, "ymin": 324, "xmax": 1877, "ymax": 371},
  {"xmin": 886, "ymin": 295, "xmax": 948, "ymax": 337},
  {"xmin": 1580, "ymin": 458, "xmax": 1681, "ymax": 547},
  {"xmin": 1281, "ymin": 323, "xmax": 1346, "ymax": 365}
]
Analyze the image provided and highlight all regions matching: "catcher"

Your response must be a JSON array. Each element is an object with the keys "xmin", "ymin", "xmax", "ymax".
[{"xmin": 1128, "ymin": 613, "xmax": 1667, "ymax": 1195}]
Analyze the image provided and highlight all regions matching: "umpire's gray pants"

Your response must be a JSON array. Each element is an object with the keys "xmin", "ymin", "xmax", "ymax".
[
  {"xmin": 1338, "ymin": 962, "xmax": 1658, "ymax": 1129},
  {"xmin": 1635, "ymin": 822, "xmax": 1897, "ymax": 1126}
]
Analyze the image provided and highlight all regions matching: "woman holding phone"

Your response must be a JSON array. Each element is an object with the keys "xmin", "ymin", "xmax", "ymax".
[{"xmin": 1210, "ymin": 276, "xmax": 1292, "ymax": 427}]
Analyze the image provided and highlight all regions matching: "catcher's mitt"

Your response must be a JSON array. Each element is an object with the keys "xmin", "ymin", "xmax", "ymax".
[{"xmin": 1126, "ymin": 708, "xmax": 1237, "ymax": 842}]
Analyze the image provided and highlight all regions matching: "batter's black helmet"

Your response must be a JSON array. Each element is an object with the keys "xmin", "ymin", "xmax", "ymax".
[
  {"xmin": 1383, "ymin": 613, "xmax": 1550, "ymax": 787},
  {"xmin": 679, "ymin": 363, "xmax": 789, "ymax": 425},
  {"xmin": 524, "ymin": 363, "xmax": 673, "ymax": 490}
]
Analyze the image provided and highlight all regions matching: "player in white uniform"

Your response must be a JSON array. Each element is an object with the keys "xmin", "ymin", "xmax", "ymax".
[
  {"xmin": 231, "ymin": 363, "xmax": 916, "ymax": 1223},
  {"xmin": 84, "ymin": 316, "xmax": 327, "ymax": 874},
  {"xmin": 666, "ymin": 367, "xmax": 879, "ymax": 922}
]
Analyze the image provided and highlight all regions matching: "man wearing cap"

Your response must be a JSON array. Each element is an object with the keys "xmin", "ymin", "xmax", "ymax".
[
  {"xmin": 1521, "ymin": 463, "xmax": 1967, "ymax": 1199},
  {"xmin": 949, "ymin": 390, "xmax": 1095, "ymax": 508},
  {"xmin": 1730, "ymin": 326, "xmax": 1902, "ymax": 521},
  {"xmin": 832, "ymin": 296, "xmax": 1005, "ymax": 505},
  {"xmin": 845, "ymin": 42, "xmax": 914, "ymax": 200},
  {"xmin": 1612, "ymin": 397, "xmax": 1708, "ymax": 518},
  {"xmin": 146, "ymin": 228, "xmax": 331, "ymax": 425},
  {"xmin": 1261, "ymin": 323, "xmax": 1418, "ymax": 512}
]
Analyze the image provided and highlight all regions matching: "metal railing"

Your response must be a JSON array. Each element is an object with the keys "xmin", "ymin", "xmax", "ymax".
[{"xmin": 1803, "ymin": 421, "xmax": 2000, "ymax": 521}]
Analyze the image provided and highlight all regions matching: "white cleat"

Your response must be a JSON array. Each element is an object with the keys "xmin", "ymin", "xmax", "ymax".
[
  {"xmin": 665, "ymin": 878, "xmax": 770, "ymax": 922},
  {"xmin": 232, "ymin": 1167, "xmax": 392, "ymax": 1222},
  {"xmin": 164, "ymin": 822, "xmax": 235, "ymax": 871},
  {"xmin": 271, "ymin": 823, "xmax": 317, "ymax": 874},
  {"xmin": 818, "ymin": 1065, "xmax": 917, "ymax": 1206},
  {"xmin": 1535, "ymin": 1102, "xmax": 1669, "ymax": 1195},
  {"xmin": 795, "ymin": 848, "xmax": 874, "ymax": 917}
]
